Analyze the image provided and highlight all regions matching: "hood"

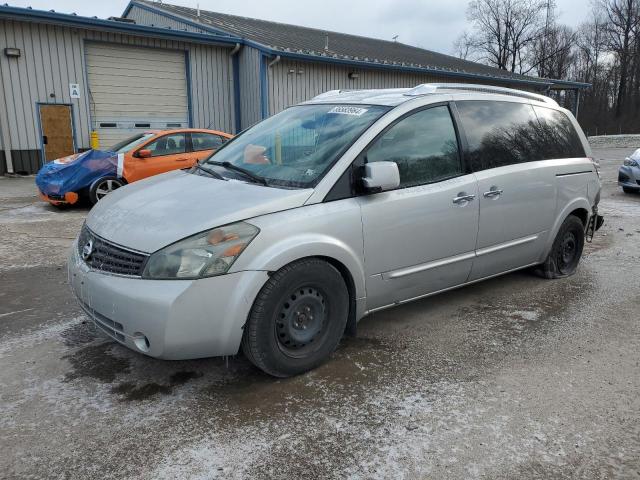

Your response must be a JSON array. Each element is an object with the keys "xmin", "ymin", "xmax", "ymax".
[
  {"xmin": 35, "ymin": 149, "xmax": 117, "ymax": 195},
  {"xmin": 86, "ymin": 170, "xmax": 314, "ymax": 252}
]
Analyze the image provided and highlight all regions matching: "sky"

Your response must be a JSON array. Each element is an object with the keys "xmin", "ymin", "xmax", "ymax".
[{"xmin": 6, "ymin": 0, "xmax": 591, "ymax": 55}]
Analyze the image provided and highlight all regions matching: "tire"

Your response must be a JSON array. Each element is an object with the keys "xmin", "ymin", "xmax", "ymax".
[
  {"xmin": 623, "ymin": 187, "xmax": 636, "ymax": 194},
  {"xmin": 535, "ymin": 215, "xmax": 585, "ymax": 279},
  {"xmin": 89, "ymin": 176, "xmax": 124, "ymax": 204},
  {"xmin": 242, "ymin": 258, "xmax": 349, "ymax": 377}
]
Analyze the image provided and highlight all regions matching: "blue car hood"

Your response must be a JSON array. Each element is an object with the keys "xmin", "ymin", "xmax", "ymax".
[{"xmin": 35, "ymin": 150, "xmax": 119, "ymax": 195}]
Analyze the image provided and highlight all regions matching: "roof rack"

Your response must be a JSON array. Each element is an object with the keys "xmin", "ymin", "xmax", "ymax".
[
  {"xmin": 405, "ymin": 83, "xmax": 558, "ymax": 106},
  {"xmin": 311, "ymin": 89, "xmax": 356, "ymax": 100}
]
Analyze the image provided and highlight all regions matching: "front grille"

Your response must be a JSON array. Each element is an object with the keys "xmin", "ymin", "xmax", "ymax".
[{"xmin": 78, "ymin": 225, "xmax": 148, "ymax": 276}]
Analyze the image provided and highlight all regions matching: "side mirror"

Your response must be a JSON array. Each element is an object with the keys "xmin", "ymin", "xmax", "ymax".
[
  {"xmin": 361, "ymin": 161, "xmax": 400, "ymax": 193},
  {"xmin": 137, "ymin": 149, "xmax": 152, "ymax": 158}
]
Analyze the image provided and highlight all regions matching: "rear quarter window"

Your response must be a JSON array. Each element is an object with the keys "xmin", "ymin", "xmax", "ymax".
[
  {"xmin": 456, "ymin": 100, "xmax": 586, "ymax": 171},
  {"xmin": 532, "ymin": 106, "xmax": 586, "ymax": 159}
]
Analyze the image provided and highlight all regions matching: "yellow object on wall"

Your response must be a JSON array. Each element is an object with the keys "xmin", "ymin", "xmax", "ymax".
[{"xmin": 90, "ymin": 131, "xmax": 100, "ymax": 150}]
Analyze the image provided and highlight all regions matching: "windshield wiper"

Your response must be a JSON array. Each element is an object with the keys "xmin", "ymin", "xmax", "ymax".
[
  {"xmin": 193, "ymin": 163, "xmax": 225, "ymax": 180},
  {"xmin": 207, "ymin": 161, "xmax": 269, "ymax": 186}
]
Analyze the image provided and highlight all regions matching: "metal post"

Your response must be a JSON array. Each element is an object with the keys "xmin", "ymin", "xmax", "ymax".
[
  {"xmin": 574, "ymin": 89, "xmax": 580, "ymax": 119},
  {"xmin": 0, "ymin": 111, "xmax": 13, "ymax": 174}
]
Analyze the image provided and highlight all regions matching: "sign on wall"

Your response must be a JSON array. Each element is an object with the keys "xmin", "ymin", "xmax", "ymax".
[{"xmin": 69, "ymin": 83, "xmax": 80, "ymax": 99}]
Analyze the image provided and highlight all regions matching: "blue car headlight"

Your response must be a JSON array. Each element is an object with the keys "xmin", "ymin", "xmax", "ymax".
[{"xmin": 624, "ymin": 158, "xmax": 639, "ymax": 167}]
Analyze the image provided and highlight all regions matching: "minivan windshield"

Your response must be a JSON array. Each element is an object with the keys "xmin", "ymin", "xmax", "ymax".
[
  {"xmin": 108, "ymin": 133, "xmax": 156, "ymax": 154},
  {"xmin": 201, "ymin": 104, "xmax": 390, "ymax": 187}
]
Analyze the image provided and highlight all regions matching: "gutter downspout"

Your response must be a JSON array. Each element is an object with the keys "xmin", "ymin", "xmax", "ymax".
[
  {"xmin": 268, "ymin": 55, "xmax": 281, "ymax": 69},
  {"xmin": 230, "ymin": 42, "xmax": 241, "ymax": 56},
  {"xmin": 230, "ymin": 43, "xmax": 242, "ymax": 132},
  {"xmin": 0, "ymin": 114, "xmax": 13, "ymax": 174}
]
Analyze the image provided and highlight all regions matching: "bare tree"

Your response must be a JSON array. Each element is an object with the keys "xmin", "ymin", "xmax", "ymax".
[
  {"xmin": 600, "ymin": 0, "xmax": 640, "ymax": 116},
  {"xmin": 455, "ymin": 0, "xmax": 548, "ymax": 73},
  {"xmin": 530, "ymin": 25, "xmax": 576, "ymax": 78},
  {"xmin": 455, "ymin": 0, "xmax": 640, "ymax": 134}
]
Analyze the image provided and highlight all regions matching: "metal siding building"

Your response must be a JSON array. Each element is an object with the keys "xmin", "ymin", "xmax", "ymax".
[
  {"xmin": 265, "ymin": 58, "xmax": 544, "ymax": 115},
  {"xmin": 0, "ymin": 2, "xmax": 589, "ymax": 174},
  {"xmin": 0, "ymin": 6, "xmax": 239, "ymax": 174},
  {"xmin": 123, "ymin": 1, "xmax": 588, "ymax": 125}
]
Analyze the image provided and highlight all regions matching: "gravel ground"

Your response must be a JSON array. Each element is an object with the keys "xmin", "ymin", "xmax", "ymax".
[{"xmin": 0, "ymin": 148, "xmax": 639, "ymax": 479}]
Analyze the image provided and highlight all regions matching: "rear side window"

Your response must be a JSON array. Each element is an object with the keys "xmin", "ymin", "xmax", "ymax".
[
  {"xmin": 532, "ymin": 106, "xmax": 586, "ymax": 159},
  {"xmin": 456, "ymin": 101, "xmax": 539, "ymax": 170},
  {"xmin": 192, "ymin": 132, "xmax": 224, "ymax": 152},
  {"xmin": 366, "ymin": 105, "xmax": 461, "ymax": 188}
]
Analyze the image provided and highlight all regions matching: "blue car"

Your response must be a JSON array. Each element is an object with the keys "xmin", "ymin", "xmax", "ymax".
[{"xmin": 34, "ymin": 133, "xmax": 154, "ymax": 207}]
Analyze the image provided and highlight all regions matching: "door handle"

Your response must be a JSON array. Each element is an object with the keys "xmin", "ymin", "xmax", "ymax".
[
  {"xmin": 176, "ymin": 158, "xmax": 190, "ymax": 162},
  {"xmin": 452, "ymin": 193, "xmax": 476, "ymax": 205},
  {"xmin": 483, "ymin": 187, "xmax": 504, "ymax": 198}
]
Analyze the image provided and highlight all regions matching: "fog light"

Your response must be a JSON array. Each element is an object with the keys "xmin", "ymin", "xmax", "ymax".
[{"xmin": 132, "ymin": 332, "xmax": 150, "ymax": 352}]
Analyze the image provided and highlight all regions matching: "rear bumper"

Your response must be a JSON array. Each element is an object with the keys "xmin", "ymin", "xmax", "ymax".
[
  {"xmin": 38, "ymin": 189, "xmax": 79, "ymax": 206},
  {"xmin": 67, "ymin": 241, "xmax": 269, "ymax": 359}
]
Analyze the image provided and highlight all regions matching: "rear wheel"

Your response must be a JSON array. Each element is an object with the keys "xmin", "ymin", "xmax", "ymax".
[
  {"xmin": 535, "ymin": 215, "xmax": 585, "ymax": 279},
  {"xmin": 89, "ymin": 176, "xmax": 124, "ymax": 204},
  {"xmin": 242, "ymin": 258, "xmax": 349, "ymax": 377}
]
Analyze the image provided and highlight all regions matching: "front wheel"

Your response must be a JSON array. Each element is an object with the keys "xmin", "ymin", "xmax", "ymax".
[
  {"xmin": 89, "ymin": 176, "xmax": 124, "ymax": 204},
  {"xmin": 535, "ymin": 215, "xmax": 585, "ymax": 279},
  {"xmin": 242, "ymin": 258, "xmax": 349, "ymax": 377},
  {"xmin": 622, "ymin": 186, "xmax": 637, "ymax": 194}
]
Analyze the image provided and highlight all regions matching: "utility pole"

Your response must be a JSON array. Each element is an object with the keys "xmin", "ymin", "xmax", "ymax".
[{"xmin": 541, "ymin": 0, "xmax": 551, "ymax": 78}]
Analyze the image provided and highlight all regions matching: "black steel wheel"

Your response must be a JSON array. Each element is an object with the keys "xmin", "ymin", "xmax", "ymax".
[
  {"xmin": 535, "ymin": 215, "xmax": 585, "ymax": 279},
  {"xmin": 275, "ymin": 286, "xmax": 329, "ymax": 358},
  {"xmin": 242, "ymin": 258, "xmax": 349, "ymax": 377}
]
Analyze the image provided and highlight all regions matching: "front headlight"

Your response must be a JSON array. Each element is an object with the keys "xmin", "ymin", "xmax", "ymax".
[
  {"xmin": 624, "ymin": 158, "xmax": 639, "ymax": 167},
  {"xmin": 142, "ymin": 222, "xmax": 259, "ymax": 279}
]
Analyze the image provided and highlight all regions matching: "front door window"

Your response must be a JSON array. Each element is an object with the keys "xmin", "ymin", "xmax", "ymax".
[
  {"xmin": 366, "ymin": 106, "xmax": 462, "ymax": 188},
  {"xmin": 145, "ymin": 133, "xmax": 187, "ymax": 157}
]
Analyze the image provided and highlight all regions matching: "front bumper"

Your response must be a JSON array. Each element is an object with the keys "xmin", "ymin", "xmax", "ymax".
[
  {"xmin": 68, "ymin": 242, "xmax": 269, "ymax": 359},
  {"xmin": 618, "ymin": 166, "xmax": 640, "ymax": 190},
  {"xmin": 38, "ymin": 189, "xmax": 79, "ymax": 206}
]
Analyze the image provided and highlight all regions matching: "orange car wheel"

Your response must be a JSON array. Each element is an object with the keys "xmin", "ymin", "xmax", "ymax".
[{"xmin": 89, "ymin": 176, "xmax": 125, "ymax": 205}]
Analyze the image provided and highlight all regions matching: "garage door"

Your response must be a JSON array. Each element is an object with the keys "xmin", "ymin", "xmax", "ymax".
[{"xmin": 86, "ymin": 43, "xmax": 189, "ymax": 149}]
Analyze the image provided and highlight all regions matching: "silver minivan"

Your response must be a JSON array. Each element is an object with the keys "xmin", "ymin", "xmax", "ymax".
[{"xmin": 69, "ymin": 84, "xmax": 603, "ymax": 377}]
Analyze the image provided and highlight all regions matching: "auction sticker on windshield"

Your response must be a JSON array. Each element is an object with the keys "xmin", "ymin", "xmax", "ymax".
[{"xmin": 328, "ymin": 106, "xmax": 369, "ymax": 116}]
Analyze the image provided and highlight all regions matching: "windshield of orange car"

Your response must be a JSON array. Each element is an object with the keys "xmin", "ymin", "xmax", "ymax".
[
  {"xmin": 200, "ymin": 104, "xmax": 390, "ymax": 188},
  {"xmin": 108, "ymin": 133, "xmax": 156, "ymax": 154}
]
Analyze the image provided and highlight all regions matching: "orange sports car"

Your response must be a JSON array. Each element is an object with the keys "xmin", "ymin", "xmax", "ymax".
[{"xmin": 35, "ymin": 128, "xmax": 233, "ymax": 206}]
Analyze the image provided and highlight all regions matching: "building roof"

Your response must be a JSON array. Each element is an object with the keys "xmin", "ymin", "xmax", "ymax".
[
  {"xmin": 0, "ymin": 3, "xmax": 241, "ymax": 46},
  {"xmin": 128, "ymin": 0, "xmax": 588, "ymax": 90}
]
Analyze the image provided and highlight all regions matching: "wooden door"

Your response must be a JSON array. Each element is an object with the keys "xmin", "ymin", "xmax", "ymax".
[{"xmin": 39, "ymin": 105, "xmax": 74, "ymax": 161}]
